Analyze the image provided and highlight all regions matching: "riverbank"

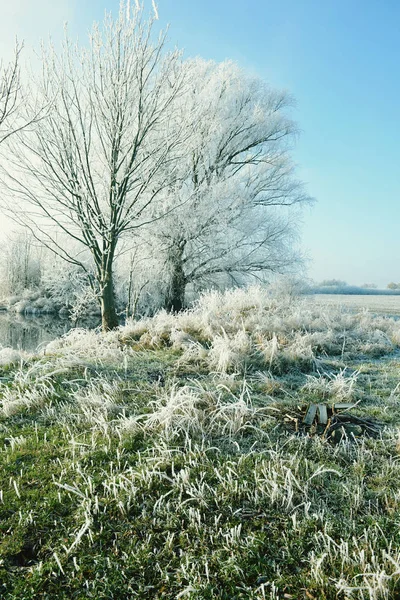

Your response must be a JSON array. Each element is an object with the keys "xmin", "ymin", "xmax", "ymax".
[
  {"xmin": 1, "ymin": 288, "xmax": 400, "ymax": 599},
  {"xmin": 0, "ymin": 288, "xmax": 101, "ymax": 319}
]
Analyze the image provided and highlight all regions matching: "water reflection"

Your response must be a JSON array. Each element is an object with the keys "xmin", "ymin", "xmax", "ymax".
[{"xmin": 0, "ymin": 312, "xmax": 100, "ymax": 352}]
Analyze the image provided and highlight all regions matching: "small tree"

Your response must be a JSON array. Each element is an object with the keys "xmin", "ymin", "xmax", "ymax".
[
  {"xmin": 387, "ymin": 282, "xmax": 400, "ymax": 290},
  {"xmin": 4, "ymin": 3, "xmax": 186, "ymax": 330},
  {"xmin": 0, "ymin": 230, "xmax": 42, "ymax": 296}
]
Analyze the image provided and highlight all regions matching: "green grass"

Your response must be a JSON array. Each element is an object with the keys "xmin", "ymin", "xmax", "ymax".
[
  {"xmin": 2, "ymin": 289, "xmax": 400, "ymax": 599},
  {"xmin": 0, "ymin": 349, "xmax": 400, "ymax": 599}
]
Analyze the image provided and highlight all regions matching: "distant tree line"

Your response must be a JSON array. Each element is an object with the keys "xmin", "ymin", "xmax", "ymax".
[{"xmin": 308, "ymin": 280, "xmax": 400, "ymax": 295}]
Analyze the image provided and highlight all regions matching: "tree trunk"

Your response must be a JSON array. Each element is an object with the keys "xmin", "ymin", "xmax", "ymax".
[
  {"xmin": 164, "ymin": 243, "xmax": 186, "ymax": 313},
  {"xmin": 100, "ymin": 269, "xmax": 119, "ymax": 331}
]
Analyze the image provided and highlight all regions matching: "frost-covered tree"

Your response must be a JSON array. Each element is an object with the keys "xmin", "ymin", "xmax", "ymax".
[
  {"xmin": 41, "ymin": 258, "xmax": 98, "ymax": 316},
  {"xmin": 361, "ymin": 283, "xmax": 378, "ymax": 289},
  {"xmin": 0, "ymin": 230, "xmax": 42, "ymax": 296},
  {"xmin": 145, "ymin": 59, "xmax": 311, "ymax": 312},
  {"xmin": 3, "ymin": 3, "xmax": 186, "ymax": 330}
]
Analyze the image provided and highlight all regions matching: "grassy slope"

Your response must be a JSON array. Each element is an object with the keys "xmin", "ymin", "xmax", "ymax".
[{"xmin": 1, "ymin": 289, "xmax": 400, "ymax": 599}]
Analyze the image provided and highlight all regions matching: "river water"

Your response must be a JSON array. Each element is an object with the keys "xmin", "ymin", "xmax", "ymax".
[{"xmin": 0, "ymin": 313, "xmax": 100, "ymax": 352}]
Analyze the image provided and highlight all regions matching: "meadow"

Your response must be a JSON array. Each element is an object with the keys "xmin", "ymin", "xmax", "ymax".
[
  {"xmin": 1, "ymin": 287, "xmax": 400, "ymax": 599},
  {"xmin": 311, "ymin": 294, "xmax": 400, "ymax": 317}
]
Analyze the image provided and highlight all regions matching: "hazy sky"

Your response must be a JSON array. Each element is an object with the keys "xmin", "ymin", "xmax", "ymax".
[{"xmin": 1, "ymin": 0, "xmax": 399, "ymax": 287}]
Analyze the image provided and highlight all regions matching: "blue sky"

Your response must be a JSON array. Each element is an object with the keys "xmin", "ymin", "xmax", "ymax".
[{"xmin": 2, "ymin": 0, "xmax": 399, "ymax": 286}]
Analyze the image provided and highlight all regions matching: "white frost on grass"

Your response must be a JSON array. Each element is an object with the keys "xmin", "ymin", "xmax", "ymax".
[
  {"xmin": 129, "ymin": 378, "xmax": 275, "ymax": 443},
  {"xmin": 303, "ymin": 369, "xmax": 360, "ymax": 400},
  {"xmin": 209, "ymin": 329, "xmax": 252, "ymax": 373},
  {"xmin": 45, "ymin": 327, "xmax": 133, "ymax": 366},
  {"xmin": 39, "ymin": 286, "xmax": 400, "ymax": 376},
  {"xmin": 125, "ymin": 287, "xmax": 400, "ymax": 371},
  {"xmin": 0, "ymin": 374, "xmax": 55, "ymax": 417},
  {"xmin": 0, "ymin": 347, "xmax": 28, "ymax": 366}
]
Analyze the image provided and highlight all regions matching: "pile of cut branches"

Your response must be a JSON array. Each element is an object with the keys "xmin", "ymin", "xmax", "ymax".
[{"xmin": 281, "ymin": 402, "xmax": 383, "ymax": 442}]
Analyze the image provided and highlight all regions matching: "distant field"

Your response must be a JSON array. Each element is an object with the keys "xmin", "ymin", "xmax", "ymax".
[{"xmin": 309, "ymin": 293, "xmax": 400, "ymax": 316}]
